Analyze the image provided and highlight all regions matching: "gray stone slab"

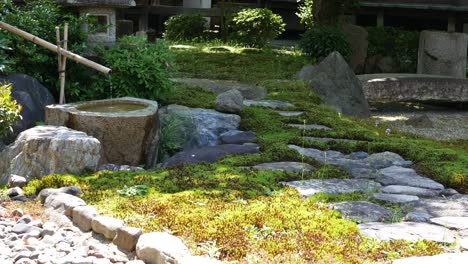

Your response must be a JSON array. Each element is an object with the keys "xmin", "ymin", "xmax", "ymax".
[
  {"xmin": 243, "ymin": 100, "xmax": 294, "ymax": 109},
  {"xmin": 373, "ymin": 193, "xmax": 419, "ymax": 203},
  {"xmin": 381, "ymin": 185, "xmax": 440, "ymax": 197},
  {"xmin": 363, "ymin": 152, "xmax": 412, "ymax": 169},
  {"xmin": 288, "ymin": 145, "xmax": 345, "ymax": 164},
  {"xmin": 275, "ymin": 111, "xmax": 304, "ymax": 116},
  {"xmin": 304, "ymin": 137, "xmax": 358, "ymax": 143},
  {"xmin": 252, "ymin": 162, "xmax": 316, "ymax": 173},
  {"xmin": 358, "ymin": 222, "xmax": 456, "ymax": 243},
  {"xmin": 429, "ymin": 217, "xmax": 468, "ymax": 230},
  {"xmin": 405, "ymin": 210, "xmax": 432, "ymax": 223},
  {"xmin": 288, "ymin": 124, "xmax": 331, "ymax": 130},
  {"xmin": 282, "ymin": 178, "xmax": 381, "ymax": 197},
  {"xmin": 377, "ymin": 166, "xmax": 444, "ymax": 190},
  {"xmin": 330, "ymin": 201, "xmax": 392, "ymax": 223},
  {"xmin": 416, "ymin": 197, "xmax": 468, "ymax": 217},
  {"xmin": 349, "ymin": 168, "xmax": 379, "ymax": 179},
  {"xmin": 393, "ymin": 253, "xmax": 468, "ymax": 264}
]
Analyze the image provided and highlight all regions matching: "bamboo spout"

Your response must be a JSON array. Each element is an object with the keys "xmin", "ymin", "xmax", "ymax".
[{"xmin": 0, "ymin": 21, "xmax": 111, "ymax": 74}]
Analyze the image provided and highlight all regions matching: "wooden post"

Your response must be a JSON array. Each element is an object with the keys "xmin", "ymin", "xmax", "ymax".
[
  {"xmin": 55, "ymin": 27, "xmax": 64, "ymax": 104},
  {"xmin": 59, "ymin": 24, "xmax": 68, "ymax": 104}
]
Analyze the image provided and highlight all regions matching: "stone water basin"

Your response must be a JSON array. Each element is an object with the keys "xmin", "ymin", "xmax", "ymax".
[{"xmin": 45, "ymin": 97, "xmax": 159, "ymax": 168}]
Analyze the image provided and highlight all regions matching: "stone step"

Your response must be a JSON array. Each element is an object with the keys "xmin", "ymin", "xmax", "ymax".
[
  {"xmin": 282, "ymin": 178, "xmax": 381, "ymax": 197},
  {"xmin": 377, "ymin": 166, "xmax": 444, "ymax": 190},
  {"xmin": 274, "ymin": 110, "xmax": 304, "ymax": 116},
  {"xmin": 252, "ymin": 162, "xmax": 316, "ymax": 173},
  {"xmin": 243, "ymin": 100, "xmax": 294, "ymax": 109},
  {"xmin": 303, "ymin": 136, "xmax": 359, "ymax": 143},
  {"xmin": 429, "ymin": 216, "xmax": 468, "ymax": 230},
  {"xmin": 358, "ymin": 222, "xmax": 456, "ymax": 243},
  {"xmin": 381, "ymin": 185, "xmax": 440, "ymax": 198},
  {"xmin": 329, "ymin": 201, "xmax": 393, "ymax": 223},
  {"xmin": 288, "ymin": 124, "xmax": 331, "ymax": 130},
  {"xmin": 373, "ymin": 193, "xmax": 419, "ymax": 203}
]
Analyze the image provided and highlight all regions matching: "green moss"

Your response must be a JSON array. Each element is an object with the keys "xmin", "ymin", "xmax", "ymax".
[
  {"xmin": 159, "ymin": 82, "xmax": 216, "ymax": 108},
  {"xmin": 23, "ymin": 174, "xmax": 79, "ymax": 196}
]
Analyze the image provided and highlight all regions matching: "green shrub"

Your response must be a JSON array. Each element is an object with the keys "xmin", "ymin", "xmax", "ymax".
[
  {"xmin": 229, "ymin": 8, "xmax": 285, "ymax": 47},
  {"xmin": 0, "ymin": 38, "xmax": 12, "ymax": 73},
  {"xmin": 163, "ymin": 14, "xmax": 207, "ymax": 42},
  {"xmin": 0, "ymin": 0, "xmax": 92, "ymax": 101},
  {"xmin": 94, "ymin": 35, "xmax": 175, "ymax": 100},
  {"xmin": 0, "ymin": 84, "xmax": 21, "ymax": 137},
  {"xmin": 299, "ymin": 25, "xmax": 352, "ymax": 60},
  {"xmin": 367, "ymin": 27, "xmax": 420, "ymax": 73},
  {"xmin": 296, "ymin": 0, "xmax": 314, "ymax": 29}
]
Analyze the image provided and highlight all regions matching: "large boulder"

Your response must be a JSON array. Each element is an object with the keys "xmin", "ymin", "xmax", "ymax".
[
  {"xmin": 0, "ymin": 126, "xmax": 101, "ymax": 185},
  {"xmin": 0, "ymin": 74, "xmax": 55, "ymax": 143},
  {"xmin": 214, "ymin": 89, "xmax": 244, "ymax": 114},
  {"xmin": 158, "ymin": 104, "xmax": 241, "ymax": 160},
  {"xmin": 297, "ymin": 52, "xmax": 370, "ymax": 117},
  {"xmin": 341, "ymin": 23, "xmax": 368, "ymax": 74}
]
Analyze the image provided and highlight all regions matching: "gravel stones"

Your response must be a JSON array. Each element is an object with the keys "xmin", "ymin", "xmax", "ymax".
[
  {"xmin": 136, "ymin": 232, "xmax": 190, "ymax": 264},
  {"xmin": 283, "ymin": 178, "xmax": 381, "ymax": 197},
  {"xmin": 113, "ymin": 226, "xmax": 142, "ymax": 252},
  {"xmin": 358, "ymin": 222, "xmax": 456, "ymax": 243},
  {"xmin": 330, "ymin": 201, "xmax": 392, "ymax": 223},
  {"xmin": 91, "ymin": 216, "xmax": 124, "ymax": 240}
]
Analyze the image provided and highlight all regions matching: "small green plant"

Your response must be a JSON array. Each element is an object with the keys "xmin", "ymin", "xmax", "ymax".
[
  {"xmin": 0, "ymin": 84, "xmax": 21, "ymax": 137},
  {"xmin": 163, "ymin": 14, "xmax": 208, "ymax": 42},
  {"xmin": 299, "ymin": 25, "xmax": 352, "ymax": 61},
  {"xmin": 94, "ymin": 35, "xmax": 175, "ymax": 100},
  {"xmin": 229, "ymin": 8, "xmax": 285, "ymax": 47},
  {"xmin": 296, "ymin": 0, "xmax": 314, "ymax": 29},
  {"xmin": 117, "ymin": 185, "xmax": 148, "ymax": 197}
]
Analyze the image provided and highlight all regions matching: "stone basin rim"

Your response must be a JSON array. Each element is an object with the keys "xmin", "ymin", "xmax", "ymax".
[{"xmin": 48, "ymin": 97, "xmax": 158, "ymax": 118}]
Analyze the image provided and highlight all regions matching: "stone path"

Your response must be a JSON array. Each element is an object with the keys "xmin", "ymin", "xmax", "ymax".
[{"xmin": 237, "ymin": 99, "xmax": 468, "ymax": 254}]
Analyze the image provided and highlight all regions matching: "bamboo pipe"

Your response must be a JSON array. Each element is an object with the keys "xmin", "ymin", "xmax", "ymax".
[{"xmin": 0, "ymin": 21, "xmax": 111, "ymax": 74}]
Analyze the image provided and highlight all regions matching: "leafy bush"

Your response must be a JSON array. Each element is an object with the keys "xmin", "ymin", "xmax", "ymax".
[
  {"xmin": 163, "ymin": 14, "xmax": 207, "ymax": 42},
  {"xmin": 367, "ymin": 27, "xmax": 420, "ymax": 73},
  {"xmin": 229, "ymin": 8, "xmax": 285, "ymax": 47},
  {"xmin": 93, "ymin": 35, "xmax": 175, "ymax": 100},
  {"xmin": 0, "ymin": 0, "xmax": 92, "ymax": 100},
  {"xmin": 296, "ymin": 0, "xmax": 314, "ymax": 29},
  {"xmin": 299, "ymin": 25, "xmax": 352, "ymax": 60},
  {"xmin": 0, "ymin": 38, "xmax": 12, "ymax": 73},
  {"xmin": 0, "ymin": 84, "xmax": 21, "ymax": 137}
]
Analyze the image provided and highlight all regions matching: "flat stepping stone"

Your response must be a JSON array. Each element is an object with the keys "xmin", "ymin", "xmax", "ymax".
[
  {"xmin": 169, "ymin": 44, "xmax": 196, "ymax": 50},
  {"xmin": 275, "ymin": 110, "xmax": 304, "ymax": 116},
  {"xmin": 170, "ymin": 78, "xmax": 266, "ymax": 99},
  {"xmin": 429, "ymin": 217, "xmax": 468, "ymax": 230},
  {"xmin": 349, "ymin": 168, "xmax": 379, "ymax": 179},
  {"xmin": 288, "ymin": 124, "xmax": 331, "ymax": 130},
  {"xmin": 244, "ymin": 100, "xmax": 294, "ymax": 109},
  {"xmin": 304, "ymin": 137, "xmax": 358, "ymax": 143},
  {"xmin": 393, "ymin": 253, "xmax": 468, "ymax": 264},
  {"xmin": 282, "ymin": 178, "xmax": 381, "ymax": 197},
  {"xmin": 358, "ymin": 222, "xmax": 456, "ymax": 243},
  {"xmin": 220, "ymin": 130, "xmax": 256, "ymax": 144},
  {"xmin": 330, "ymin": 201, "xmax": 393, "ymax": 223},
  {"xmin": 288, "ymin": 145, "xmax": 345, "ymax": 163},
  {"xmin": 381, "ymin": 185, "xmax": 440, "ymax": 197},
  {"xmin": 205, "ymin": 46, "xmax": 234, "ymax": 52},
  {"xmin": 373, "ymin": 193, "xmax": 419, "ymax": 203},
  {"xmin": 416, "ymin": 196, "xmax": 468, "ymax": 217},
  {"xmin": 362, "ymin": 151, "xmax": 412, "ymax": 169},
  {"xmin": 252, "ymin": 162, "xmax": 316, "ymax": 173},
  {"xmin": 377, "ymin": 166, "xmax": 444, "ymax": 190},
  {"xmin": 405, "ymin": 210, "xmax": 432, "ymax": 222}
]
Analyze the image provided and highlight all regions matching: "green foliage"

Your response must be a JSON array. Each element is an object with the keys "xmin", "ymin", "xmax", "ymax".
[
  {"xmin": 296, "ymin": 0, "xmax": 314, "ymax": 29},
  {"xmin": 313, "ymin": 0, "xmax": 360, "ymax": 25},
  {"xmin": 163, "ymin": 14, "xmax": 208, "ymax": 42},
  {"xmin": 367, "ymin": 27, "xmax": 420, "ymax": 73},
  {"xmin": 229, "ymin": 8, "xmax": 285, "ymax": 47},
  {"xmin": 0, "ymin": 0, "xmax": 91, "ymax": 100},
  {"xmin": 23, "ymin": 174, "xmax": 79, "ymax": 196},
  {"xmin": 93, "ymin": 36, "xmax": 175, "ymax": 100},
  {"xmin": 117, "ymin": 185, "xmax": 148, "ymax": 197},
  {"xmin": 299, "ymin": 25, "xmax": 352, "ymax": 60},
  {"xmin": 0, "ymin": 38, "xmax": 12, "ymax": 73},
  {"xmin": 0, "ymin": 84, "xmax": 21, "ymax": 137}
]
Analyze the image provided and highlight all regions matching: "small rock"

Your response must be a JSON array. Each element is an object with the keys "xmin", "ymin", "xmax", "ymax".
[
  {"xmin": 44, "ymin": 193, "xmax": 86, "ymax": 216},
  {"xmin": 219, "ymin": 130, "xmax": 256, "ymax": 144},
  {"xmin": 405, "ymin": 210, "xmax": 432, "ymax": 222},
  {"xmin": 15, "ymin": 258, "xmax": 35, "ymax": 264},
  {"xmin": 136, "ymin": 232, "xmax": 190, "ymax": 264},
  {"xmin": 16, "ymin": 215, "xmax": 32, "ymax": 225},
  {"xmin": 11, "ymin": 196, "xmax": 28, "ymax": 203},
  {"xmin": 373, "ymin": 193, "xmax": 419, "ymax": 203},
  {"xmin": 440, "ymin": 188, "xmax": 459, "ymax": 196},
  {"xmin": 91, "ymin": 216, "xmax": 124, "ymax": 240},
  {"xmin": 364, "ymin": 152, "xmax": 412, "ymax": 169},
  {"xmin": 8, "ymin": 175, "xmax": 27, "ymax": 188},
  {"xmin": 113, "ymin": 226, "xmax": 142, "ymax": 252},
  {"xmin": 6, "ymin": 187, "xmax": 23, "ymax": 198},
  {"xmin": 12, "ymin": 209, "xmax": 24, "ymax": 217},
  {"xmin": 214, "ymin": 89, "xmax": 244, "ymax": 114},
  {"xmin": 72, "ymin": 206, "xmax": 98, "ymax": 232},
  {"xmin": 41, "ymin": 221, "xmax": 57, "ymax": 237},
  {"xmin": 348, "ymin": 151, "xmax": 369, "ymax": 160},
  {"xmin": 12, "ymin": 224, "xmax": 42, "ymax": 235},
  {"xmin": 38, "ymin": 186, "xmax": 83, "ymax": 204}
]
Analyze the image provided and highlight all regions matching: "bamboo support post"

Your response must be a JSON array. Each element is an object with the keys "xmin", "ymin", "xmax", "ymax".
[
  {"xmin": 0, "ymin": 21, "xmax": 111, "ymax": 74},
  {"xmin": 58, "ymin": 24, "xmax": 68, "ymax": 105}
]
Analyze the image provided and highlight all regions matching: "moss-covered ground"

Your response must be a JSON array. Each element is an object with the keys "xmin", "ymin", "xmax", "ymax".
[{"xmin": 19, "ymin": 45, "xmax": 467, "ymax": 263}]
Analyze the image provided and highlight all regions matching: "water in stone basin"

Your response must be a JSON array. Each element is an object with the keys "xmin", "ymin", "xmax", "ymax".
[{"xmin": 76, "ymin": 103, "xmax": 146, "ymax": 113}]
